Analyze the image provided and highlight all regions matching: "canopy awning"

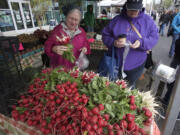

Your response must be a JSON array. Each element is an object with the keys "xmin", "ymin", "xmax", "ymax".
[{"xmin": 97, "ymin": 0, "xmax": 126, "ymax": 7}]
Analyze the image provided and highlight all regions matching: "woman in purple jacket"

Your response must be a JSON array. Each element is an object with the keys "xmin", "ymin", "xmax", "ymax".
[
  {"xmin": 102, "ymin": 0, "xmax": 159, "ymax": 87},
  {"xmin": 45, "ymin": 5, "xmax": 90, "ymax": 69}
]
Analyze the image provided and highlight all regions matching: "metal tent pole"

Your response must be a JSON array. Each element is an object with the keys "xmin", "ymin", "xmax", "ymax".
[{"xmin": 162, "ymin": 67, "xmax": 180, "ymax": 135}]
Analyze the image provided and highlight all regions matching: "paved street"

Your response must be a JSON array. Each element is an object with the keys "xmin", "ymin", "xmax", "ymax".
[{"xmin": 152, "ymin": 23, "xmax": 180, "ymax": 135}]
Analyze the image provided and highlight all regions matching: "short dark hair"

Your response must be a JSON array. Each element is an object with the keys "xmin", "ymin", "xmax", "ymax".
[{"xmin": 62, "ymin": 4, "xmax": 81, "ymax": 16}]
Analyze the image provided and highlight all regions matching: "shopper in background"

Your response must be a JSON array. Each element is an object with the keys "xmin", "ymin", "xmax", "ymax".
[
  {"xmin": 102, "ymin": 0, "xmax": 159, "ymax": 88},
  {"xmin": 101, "ymin": 9, "xmax": 108, "ymax": 19},
  {"xmin": 159, "ymin": 10, "xmax": 169, "ymax": 36},
  {"xmin": 84, "ymin": 5, "xmax": 95, "ymax": 32},
  {"xmin": 45, "ymin": 4, "xmax": 90, "ymax": 69},
  {"xmin": 169, "ymin": 11, "xmax": 180, "ymax": 58}
]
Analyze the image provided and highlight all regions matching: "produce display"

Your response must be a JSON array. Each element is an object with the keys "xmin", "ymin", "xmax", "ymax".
[
  {"xmin": 16, "ymin": 45, "xmax": 44, "ymax": 70},
  {"xmin": 17, "ymin": 29, "xmax": 51, "ymax": 50},
  {"xmin": 17, "ymin": 34, "xmax": 39, "ymax": 44},
  {"xmin": 11, "ymin": 67, "xmax": 158, "ymax": 135},
  {"xmin": 33, "ymin": 29, "xmax": 51, "ymax": 44}
]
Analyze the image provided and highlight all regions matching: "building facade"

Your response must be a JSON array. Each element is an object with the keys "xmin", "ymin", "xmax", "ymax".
[{"xmin": 0, "ymin": 0, "xmax": 60, "ymax": 36}]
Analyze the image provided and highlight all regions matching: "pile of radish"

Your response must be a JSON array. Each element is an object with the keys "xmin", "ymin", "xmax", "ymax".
[{"xmin": 11, "ymin": 67, "xmax": 154, "ymax": 135}]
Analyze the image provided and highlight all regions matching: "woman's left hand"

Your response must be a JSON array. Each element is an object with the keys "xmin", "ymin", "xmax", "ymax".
[
  {"xmin": 130, "ymin": 40, "xmax": 140, "ymax": 49},
  {"xmin": 80, "ymin": 47, "xmax": 87, "ymax": 53}
]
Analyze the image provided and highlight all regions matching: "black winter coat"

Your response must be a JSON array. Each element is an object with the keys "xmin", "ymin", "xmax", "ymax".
[{"xmin": 175, "ymin": 37, "xmax": 180, "ymax": 62}]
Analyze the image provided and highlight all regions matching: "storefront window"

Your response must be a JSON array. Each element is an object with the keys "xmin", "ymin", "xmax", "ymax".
[
  {"xmin": 0, "ymin": 10, "xmax": 15, "ymax": 32},
  {"xmin": 0, "ymin": 0, "xmax": 8, "ymax": 9},
  {"xmin": 11, "ymin": 2, "xmax": 24, "ymax": 30},
  {"xmin": 53, "ymin": 10, "xmax": 61, "ymax": 24},
  {"xmin": 32, "ymin": 13, "xmax": 38, "ymax": 27},
  {"xmin": 45, "ymin": 11, "xmax": 52, "ymax": 25},
  {"xmin": 22, "ymin": 3, "xmax": 33, "ymax": 28}
]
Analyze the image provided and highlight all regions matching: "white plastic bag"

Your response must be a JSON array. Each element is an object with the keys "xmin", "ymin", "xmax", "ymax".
[
  {"xmin": 75, "ymin": 52, "xmax": 89, "ymax": 70},
  {"xmin": 155, "ymin": 63, "xmax": 177, "ymax": 83}
]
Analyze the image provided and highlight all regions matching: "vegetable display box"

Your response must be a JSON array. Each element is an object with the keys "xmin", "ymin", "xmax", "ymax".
[{"xmin": 18, "ymin": 46, "xmax": 44, "ymax": 70}]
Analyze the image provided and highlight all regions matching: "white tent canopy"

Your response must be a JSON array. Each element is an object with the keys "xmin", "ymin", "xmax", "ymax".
[
  {"xmin": 111, "ymin": 0, "xmax": 126, "ymax": 6},
  {"xmin": 98, "ymin": 0, "xmax": 126, "ymax": 7}
]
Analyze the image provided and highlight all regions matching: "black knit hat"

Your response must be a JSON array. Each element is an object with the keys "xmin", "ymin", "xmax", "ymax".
[
  {"xmin": 62, "ymin": 4, "xmax": 80, "ymax": 16},
  {"xmin": 126, "ymin": 0, "xmax": 143, "ymax": 10}
]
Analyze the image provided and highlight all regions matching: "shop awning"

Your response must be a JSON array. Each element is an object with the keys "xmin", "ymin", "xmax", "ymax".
[{"xmin": 97, "ymin": 0, "xmax": 126, "ymax": 7}]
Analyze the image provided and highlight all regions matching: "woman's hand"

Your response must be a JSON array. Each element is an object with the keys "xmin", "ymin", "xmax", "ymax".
[
  {"xmin": 130, "ymin": 40, "xmax": 141, "ymax": 49},
  {"xmin": 114, "ymin": 38, "xmax": 126, "ymax": 48},
  {"xmin": 52, "ymin": 45, "xmax": 68, "ymax": 55},
  {"xmin": 80, "ymin": 47, "xmax": 87, "ymax": 53}
]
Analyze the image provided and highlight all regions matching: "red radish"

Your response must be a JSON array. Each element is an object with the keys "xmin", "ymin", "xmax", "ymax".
[
  {"xmin": 81, "ymin": 121, "xmax": 86, "ymax": 127},
  {"xmin": 35, "ymin": 108, "xmax": 41, "ymax": 113},
  {"xmin": 127, "ymin": 122, "xmax": 135, "ymax": 131},
  {"xmin": 56, "ymin": 84, "xmax": 61, "ymax": 89},
  {"xmin": 48, "ymin": 123, "xmax": 53, "ymax": 129},
  {"xmin": 61, "ymin": 126, "xmax": 66, "ymax": 132},
  {"xmin": 56, "ymin": 111, "xmax": 61, "ymax": 117},
  {"xmin": 130, "ymin": 104, "xmax": 137, "ymax": 110},
  {"xmin": 93, "ymin": 124, "xmax": 98, "ymax": 130},
  {"xmin": 114, "ymin": 123, "xmax": 120, "ymax": 130},
  {"xmin": 116, "ymin": 130, "xmax": 124, "ymax": 135},
  {"xmin": 73, "ymin": 96, "xmax": 79, "ymax": 102},
  {"xmin": 85, "ymin": 124, "xmax": 91, "ymax": 131},
  {"xmin": 91, "ymin": 107, "xmax": 99, "ymax": 115},
  {"xmin": 27, "ymin": 120, "xmax": 33, "ymax": 126},
  {"xmin": 45, "ymin": 129, "xmax": 51, "ymax": 134},
  {"xmin": 88, "ymin": 130, "xmax": 96, "ymax": 135},
  {"xmin": 133, "ymin": 131, "xmax": 140, "ymax": 135},
  {"xmin": 120, "ymin": 120, "xmax": 128, "ymax": 129},
  {"xmin": 134, "ymin": 124, "xmax": 139, "ymax": 131},
  {"xmin": 91, "ymin": 116, "xmax": 98, "ymax": 124},
  {"xmin": 41, "ymin": 120, "xmax": 47, "ymax": 127},
  {"xmin": 58, "ymin": 89, "xmax": 65, "ymax": 94},
  {"xmin": 98, "ymin": 104, "xmax": 104, "ymax": 111},
  {"xmin": 104, "ymin": 114, "xmax": 110, "ymax": 121},
  {"xmin": 139, "ymin": 128, "xmax": 145, "ymax": 135},
  {"xmin": 56, "ymin": 99, "xmax": 61, "ymax": 104},
  {"xmin": 98, "ymin": 119, "xmax": 105, "ymax": 127},
  {"xmin": 126, "ymin": 114, "xmax": 135, "ymax": 122},
  {"xmin": 49, "ymin": 95, "xmax": 55, "ymax": 100},
  {"xmin": 69, "ymin": 129, "xmax": 75, "ymax": 134},
  {"xmin": 97, "ymin": 127, "xmax": 103, "ymax": 134},
  {"xmin": 144, "ymin": 121, "xmax": 151, "ymax": 126},
  {"xmin": 106, "ymin": 81, "xmax": 110, "ymax": 87},
  {"xmin": 40, "ymin": 127, "xmax": 46, "ymax": 133},
  {"xmin": 146, "ymin": 118, "xmax": 152, "ymax": 124},
  {"xmin": 67, "ymin": 89, "xmax": 72, "ymax": 94},
  {"xmin": 82, "ymin": 111, "xmax": 88, "ymax": 118},
  {"xmin": 144, "ymin": 109, "xmax": 152, "ymax": 118},
  {"xmin": 108, "ymin": 124, "xmax": 113, "ymax": 130},
  {"xmin": 83, "ymin": 98, "xmax": 88, "ymax": 104},
  {"xmin": 109, "ymin": 130, "xmax": 114, "ymax": 135}
]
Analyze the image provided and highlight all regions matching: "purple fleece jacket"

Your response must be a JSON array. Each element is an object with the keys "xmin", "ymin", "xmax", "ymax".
[{"xmin": 102, "ymin": 9, "xmax": 159, "ymax": 71}]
